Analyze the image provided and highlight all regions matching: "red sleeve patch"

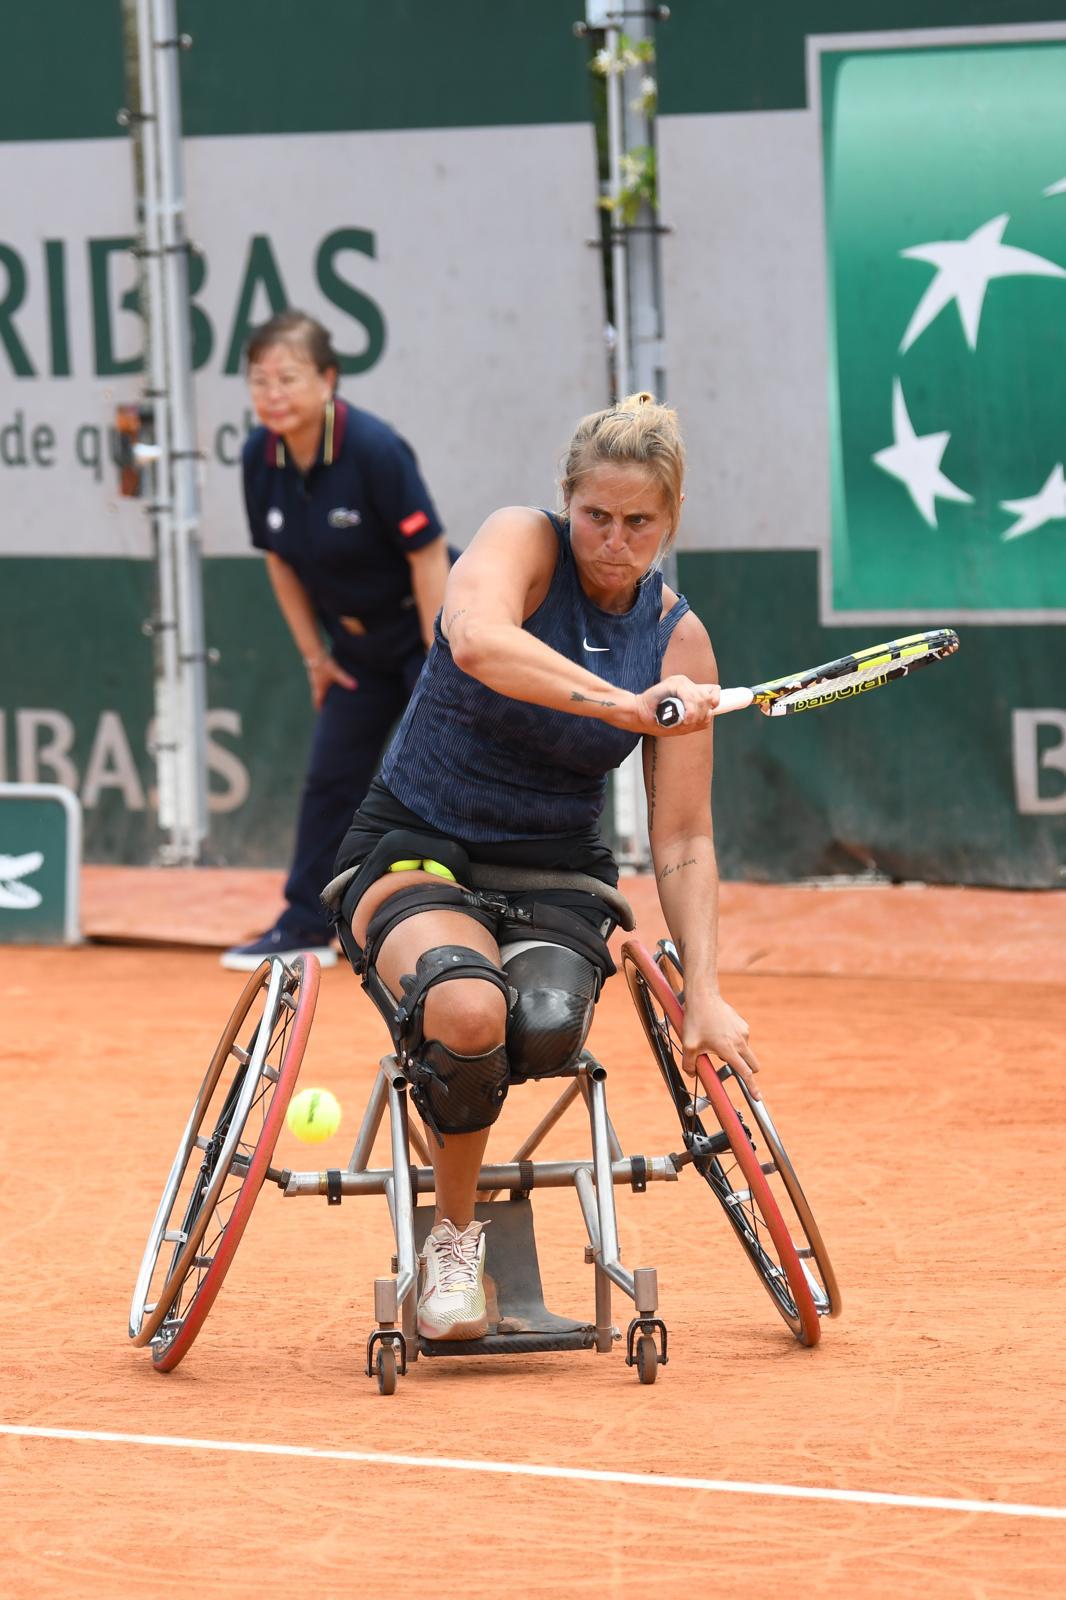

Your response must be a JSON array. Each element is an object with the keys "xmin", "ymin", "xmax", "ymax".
[{"xmin": 399, "ymin": 509, "xmax": 430, "ymax": 537}]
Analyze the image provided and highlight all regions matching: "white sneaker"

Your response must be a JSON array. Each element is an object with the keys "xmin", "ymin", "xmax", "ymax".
[{"xmin": 417, "ymin": 1220, "xmax": 489, "ymax": 1340}]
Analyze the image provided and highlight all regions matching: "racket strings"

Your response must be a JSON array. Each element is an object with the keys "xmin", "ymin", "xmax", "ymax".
[
  {"xmin": 768, "ymin": 635, "xmax": 954, "ymax": 712},
  {"xmin": 772, "ymin": 657, "xmax": 915, "ymax": 709}
]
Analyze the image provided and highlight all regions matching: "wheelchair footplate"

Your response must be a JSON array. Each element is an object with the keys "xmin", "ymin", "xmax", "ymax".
[{"xmin": 414, "ymin": 1198, "xmax": 596, "ymax": 1357}]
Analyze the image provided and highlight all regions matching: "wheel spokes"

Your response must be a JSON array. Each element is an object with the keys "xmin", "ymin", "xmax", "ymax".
[{"xmin": 622, "ymin": 941, "xmax": 836, "ymax": 1342}]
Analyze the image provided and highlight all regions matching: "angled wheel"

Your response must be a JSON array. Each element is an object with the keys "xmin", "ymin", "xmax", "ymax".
[
  {"xmin": 653, "ymin": 940, "xmax": 839, "ymax": 1322},
  {"xmin": 622, "ymin": 941, "xmax": 838, "ymax": 1346},
  {"xmin": 129, "ymin": 954, "xmax": 320, "ymax": 1371}
]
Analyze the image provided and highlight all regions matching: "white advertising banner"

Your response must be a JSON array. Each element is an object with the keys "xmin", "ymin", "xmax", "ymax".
[{"xmin": 0, "ymin": 122, "xmax": 605, "ymax": 558}]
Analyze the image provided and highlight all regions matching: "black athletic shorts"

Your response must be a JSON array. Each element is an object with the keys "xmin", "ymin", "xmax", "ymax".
[{"xmin": 334, "ymin": 776, "xmax": 619, "ymax": 888}]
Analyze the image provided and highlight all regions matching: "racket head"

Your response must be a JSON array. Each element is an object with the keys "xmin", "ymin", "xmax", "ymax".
[{"xmin": 752, "ymin": 628, "xmax": 959, "ymax": 716}]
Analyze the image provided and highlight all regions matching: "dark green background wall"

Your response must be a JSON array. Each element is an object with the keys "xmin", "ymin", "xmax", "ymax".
[{"xmin": 657, "ymin": 3, "xmax": 1066, "ymax": 112}]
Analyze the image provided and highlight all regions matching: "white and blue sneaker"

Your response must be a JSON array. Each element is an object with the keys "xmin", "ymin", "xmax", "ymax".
[
  {"xmin": 220, "ymin": 926, "xmax": 338, "ymax": 972},
  {"xmin": 417, "ymin": 1220, "xmax": 489, "ymax": 1341}
]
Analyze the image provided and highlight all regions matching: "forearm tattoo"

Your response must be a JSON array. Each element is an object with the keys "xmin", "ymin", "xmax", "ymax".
[
  {"xmin": 570, "ymin": 690, "xmax": 618, "ymax": 709},
  {"xmin": 657, "ymin": 856, "xmax": 697, "ymax": 885},
  {"xmin": 445, "ymin": 606, "xmax": 468, "ymax": 631},
  {"xmin": 648, "ymin": 741, "xmax": 659, "ymax": 828}
]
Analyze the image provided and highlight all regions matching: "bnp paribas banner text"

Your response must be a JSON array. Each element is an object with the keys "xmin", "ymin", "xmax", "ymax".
[
  {"xmin": 0, "ymin": 1, "xmax": 603, "ymax": 867},
  {"xmin": 658, "ymin": 13, "xmax": 1066, "ymax": 885}
]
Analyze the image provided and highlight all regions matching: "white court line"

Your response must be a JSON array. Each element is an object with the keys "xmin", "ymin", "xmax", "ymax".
[{"xmin": 3, "ymin": 1424, "xmax": 1065, "ymax": 1522}]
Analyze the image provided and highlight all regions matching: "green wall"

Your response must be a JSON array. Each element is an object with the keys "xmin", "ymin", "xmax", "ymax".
[
  {"xmin": 657, "ymin": 3, "xmax": 1066, "ymax": 114},
  {"xmin": 177, "ymin": 0, "xmax": 591, "ymax": 134}
]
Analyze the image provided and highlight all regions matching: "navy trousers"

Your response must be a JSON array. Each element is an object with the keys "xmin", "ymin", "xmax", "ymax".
[{"xmin": 278, "ymin": 648, "xmax": 425, "ymax": 939}]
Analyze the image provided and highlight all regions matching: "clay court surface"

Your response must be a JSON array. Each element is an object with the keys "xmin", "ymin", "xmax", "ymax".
[{"xmin": 2, "ymin": 871, "xmax": 1064, "ymax": 1597}]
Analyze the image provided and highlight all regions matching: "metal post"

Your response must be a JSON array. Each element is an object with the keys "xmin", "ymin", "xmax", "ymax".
[
  {"xmin": 586, "ymin": 1067, "xmax": 636, "ymax": 1298},
  {"xmin": 131, "ymin": 0, "xmax": 182, "ymax": 852},
  {"xmin": 150, "ymin": 0, "xmax": 208, "ymax": 862},
  {"xmin": 347, "ymin": 1062, "xmax": 391, "ymax": 1174},
  {"xmin": 620, "ymin": 9, "xmax": 666, "ymax": 410},
  {"xmin": 604, "ymin": 17, "xmax": 630, "ymax": 401},
  {"xmin": 588, "ymin": 5, "xmax": 674, "ymax": 866},
  {"xmin": 386, "ymin": 1072, "xmax": 419, "ymax": 1307}
]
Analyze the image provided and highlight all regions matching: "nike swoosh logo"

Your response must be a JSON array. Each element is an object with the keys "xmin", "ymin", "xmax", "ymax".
[{"xmin": 582, "ymin": 637, "xmax": 609, "ymax": 652}]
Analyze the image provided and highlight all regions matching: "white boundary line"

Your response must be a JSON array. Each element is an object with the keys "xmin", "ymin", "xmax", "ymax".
[{"xmin": 3, "ymin": 1424, "xmax": 1065, "ymax": 1522}]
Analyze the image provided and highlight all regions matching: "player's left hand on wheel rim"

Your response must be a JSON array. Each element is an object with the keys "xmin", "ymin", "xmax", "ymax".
[{"xmin": 682, "ymin": 997, "xmax": 761, "ymax": 1099}]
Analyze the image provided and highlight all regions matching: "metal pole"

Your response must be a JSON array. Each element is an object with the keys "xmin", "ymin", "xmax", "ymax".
[
  {"xmin": 151, "ymin": 0, "xmax": 208, "ymax": 862},
  {"xmin": 590, "ymin": 5, "xmax": 672, "ymax": 867},
  {"xmin": 620, "ymin": 10, "xmax": 666, "ymax": 410},
  {"xmin": 604, "ymin": 19, "xmax": 630, "ymax": 400},
  {"xmin": 131, "ymin": 0, "xmax": 182, "ymax": 854}
]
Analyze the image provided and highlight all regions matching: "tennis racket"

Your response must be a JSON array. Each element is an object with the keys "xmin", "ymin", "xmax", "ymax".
[{"xmin": 655, "ymin": 628, "xmax": 959, "ymax": 727}]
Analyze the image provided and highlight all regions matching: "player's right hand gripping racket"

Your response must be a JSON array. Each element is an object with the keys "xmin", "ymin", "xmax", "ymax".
[{"xmin": 655, "ymin": 628, "xmax": 960, "ymax": 727}]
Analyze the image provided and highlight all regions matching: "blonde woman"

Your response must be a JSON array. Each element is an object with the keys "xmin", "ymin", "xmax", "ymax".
[{"xmin": 332, "ymin": 394, "xmax": 758, "ymax": 1339}]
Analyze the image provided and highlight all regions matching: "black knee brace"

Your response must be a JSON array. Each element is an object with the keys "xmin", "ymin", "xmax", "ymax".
[
  {"xmin": 391, "ymin": 946, "xmax": 513, "ymax": 1143},
  {"xmin": 411, "ymin": 1039, "xmax": 511, "ymax": 1139},
  {"xmin": 501, "ymin": 939, "xmax": 601, "ymax": 1082}
]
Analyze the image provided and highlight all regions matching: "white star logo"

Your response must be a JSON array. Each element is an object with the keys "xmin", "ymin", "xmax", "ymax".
[
  {"xmin": 1044, "ymin": 178, "xmax": 1066, "ymax": 198},
  {"xmin": 872, "ymin": 380, "xmax": 974, "ymax": 528},
  {"xmin": 999, "ymin": 462, "xmax": 1066, "ymax": 542},
  {"xmin": 899, "ymin": 214, "xmax": 1066, "ymax": 353}
]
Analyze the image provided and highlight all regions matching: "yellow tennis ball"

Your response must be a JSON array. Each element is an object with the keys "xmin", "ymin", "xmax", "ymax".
[
  {"xmin": 286, "ymin": 1087, "xmax": 342, "ymax": 1143},
  {"xmin": 387, "ymin": 859, "xmax": 422, "ymax": 872},
  {"xmin": 422, "ymin": 859, "xmax": 456, "ymax": 880}
]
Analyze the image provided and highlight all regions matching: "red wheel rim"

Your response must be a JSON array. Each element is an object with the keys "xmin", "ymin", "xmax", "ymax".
[
  {"xmin": 152, "ymin": 955, "xmax": 321, "ymax": 1371},
  {"xmin": 622, "ymin": 940, "xmax": 822, "ymax": 1347}
]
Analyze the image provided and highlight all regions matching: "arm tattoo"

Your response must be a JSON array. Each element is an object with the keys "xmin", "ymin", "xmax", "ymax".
[
  {"xmin": 570, "ymin": 690, "xmax": 618, "ymax": 709},
  {"xmin": 649, "ymin": 741, "xmax": 658, "ymax": 829},
  {"xmin": 657, "ymin": 856, "xmax": 697, "ymax": 885},
  {"xmin": 445, "ymin": 606, "xmax": 468, "ymax": 630}
]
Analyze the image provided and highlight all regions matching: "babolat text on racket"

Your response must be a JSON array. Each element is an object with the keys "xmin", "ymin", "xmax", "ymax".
[{"xmin": 654, "ymin": 628, "xmax": 960, "ymax": 727}]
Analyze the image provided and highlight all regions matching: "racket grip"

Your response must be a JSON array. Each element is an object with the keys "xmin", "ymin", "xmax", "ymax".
[
  {"xmin": 716, "ymin": 686, "xmax": 756, "ymax": 715},
  {"xmin": 654, "ymin": 695, "xmax": 686, "ymax": 728},
  {"xmin": 654, "ymin": 686, "xmax": 754, "ymax": 726}
]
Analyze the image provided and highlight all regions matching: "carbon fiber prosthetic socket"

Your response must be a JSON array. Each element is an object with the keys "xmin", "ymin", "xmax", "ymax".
[{"xmin": 501, "ymin": 939, "xmax": 600, "ymax": 1082}]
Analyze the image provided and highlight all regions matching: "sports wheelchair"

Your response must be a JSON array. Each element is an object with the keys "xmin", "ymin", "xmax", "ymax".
[{"xmin": 129, "ymin": 869, "xmax": 840, "ymax": 1393}]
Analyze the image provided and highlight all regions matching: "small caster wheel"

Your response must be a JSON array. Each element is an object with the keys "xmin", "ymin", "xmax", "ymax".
[
  {"xmin": 376, "ymin": 1342, "xmax": 398, "ymax": 1396},
  {"xmin": 635, "ymin": 1333, "xmax": 658, "ymax": 1386}
]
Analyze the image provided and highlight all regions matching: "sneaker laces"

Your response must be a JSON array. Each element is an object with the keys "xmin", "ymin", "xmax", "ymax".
[{"xmin": 429, "ymin": 1220, "xmax": 486, "ymax": 1293}]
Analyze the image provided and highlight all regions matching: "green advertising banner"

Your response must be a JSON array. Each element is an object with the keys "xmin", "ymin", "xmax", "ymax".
[
  {"xmin": 0, "ymin": 785, "xmax": 81, "ymax": 943},
  {"xmin": 654, "ymin": 12, "xmax": 1066, "ymax": 883},
  {"xmin": 819, "ymin": 35, "xmax": 1066, "ymax": 619}
]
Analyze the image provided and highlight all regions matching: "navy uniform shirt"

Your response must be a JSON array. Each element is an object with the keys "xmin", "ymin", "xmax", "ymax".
[{"xmin": 242, "ymin": 397, "xmax": 444, "ymax": 667}]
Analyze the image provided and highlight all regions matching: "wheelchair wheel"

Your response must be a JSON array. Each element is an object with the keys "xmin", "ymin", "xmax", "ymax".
[
  {"xmin": 622, "ymin": 941, "xmax": 836, "ymax": 1347},
  {"xmin": 129, "ymin": 954, "xmax": 320, "ymax": 1371},
  {"xmin": 635, "ymin": 1334, "xmax": 658, "ymax": 1386},
  {"xmin": 654, "ymin": 938, "xmax": 840, "ymax": 1322},
  {"xmin": 376, "ymin": 1343, "xmax": 398, "ymax": 1396}
]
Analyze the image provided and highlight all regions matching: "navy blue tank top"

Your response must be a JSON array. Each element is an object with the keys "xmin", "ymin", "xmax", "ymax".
[{"xmin": 379, "ymin": 512, "xmax": 689, "ymax": 841}]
